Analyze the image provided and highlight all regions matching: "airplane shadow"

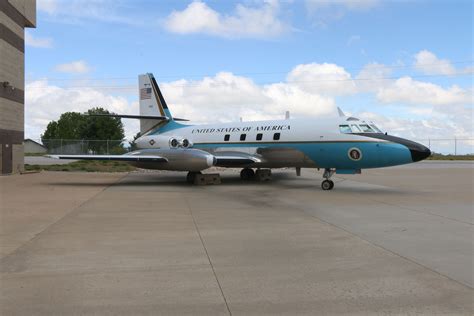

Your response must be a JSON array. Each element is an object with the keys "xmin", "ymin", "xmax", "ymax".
[{"xmin": 46, "ymin": 172, "xmax": 414, "ymax": 195}]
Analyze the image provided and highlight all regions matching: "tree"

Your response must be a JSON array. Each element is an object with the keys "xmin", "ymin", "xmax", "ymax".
[
  {"xmin": 41, "ymin": 107, "xmax": 125, "ymax": 154},
  {"xmin": 42, "ymin": 112, "xmax": 86, "ymax": 140},
  {"xmin": 128, "ymin": 132, "xmax": 141, "ymax": 151},
  {"xmin": 79, "ymin": 108, "xmax": 124, "ymax": 141}
]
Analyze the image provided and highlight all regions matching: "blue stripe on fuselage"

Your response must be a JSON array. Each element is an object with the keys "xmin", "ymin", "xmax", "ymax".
[{"xmin": 192, "ymin": 141, "xmax": 413, "ymax": 169}]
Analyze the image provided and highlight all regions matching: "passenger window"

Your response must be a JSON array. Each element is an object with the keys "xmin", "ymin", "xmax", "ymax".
[
  {"xmin": 256, "ymin": 133, "xmax": 263, "ymax": 141},
  {"xmin": 224, "ymin": 134, "xmax": 230, "ymax": 141},
  {"xmin": 273, "ymin": 133, "xmax": 280, "ymax": 140},
  {"xmin": 339, "ymin": 125, "xmax": 352, "ymax": 133},
  {"xmin": 350, "ymin": 124, "xmax": 362, "ymax": 133},
  {"xmin": 240, "ymin": 134, "xmax": 246, "ymax": 141},
  {"xmin": 359, "ymin": 124, "xmax": 374, "ymax": 133}
]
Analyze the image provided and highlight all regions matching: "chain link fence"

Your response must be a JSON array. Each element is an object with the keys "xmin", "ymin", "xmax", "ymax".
[
  {"xmin": 39, "ymin": 139, "xmax": 131, "ymax": 155},
  {"xmin": 33, "ymin": 138, "xmax": 473, "ymax": 156}
]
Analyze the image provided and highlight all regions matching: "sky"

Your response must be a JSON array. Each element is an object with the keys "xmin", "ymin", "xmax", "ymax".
[{"xmin": 25, "ymin": 0, "xmax": 473, "ymax": 153}]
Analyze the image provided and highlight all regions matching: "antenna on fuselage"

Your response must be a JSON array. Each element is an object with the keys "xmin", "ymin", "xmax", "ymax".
[
  {"xmin": 337, "ymin": 107, "xmax": 346, "ymax": 118},
  {"xmin": 285, "ymin": 111, "xmax": 290, "ymax": 120}
]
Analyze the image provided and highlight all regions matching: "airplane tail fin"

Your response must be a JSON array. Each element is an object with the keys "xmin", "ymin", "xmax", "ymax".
[{"xmin": 139, "ymin": 73, "xmax": 174, "ymax": 133}]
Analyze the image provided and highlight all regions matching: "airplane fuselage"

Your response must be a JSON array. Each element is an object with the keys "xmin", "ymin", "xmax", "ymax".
[{"xmin": 135, "ymin": 117, "xmax": 430, "ymax": 172}]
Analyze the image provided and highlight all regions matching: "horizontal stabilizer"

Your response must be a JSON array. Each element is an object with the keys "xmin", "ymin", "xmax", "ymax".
[
  {"xmin": 88, "ymin": 114, "xmax": 189, "ymax": 122},
  {"xmin": 48, "ymin": 154, "xmax": 168, "ymax": 162}
]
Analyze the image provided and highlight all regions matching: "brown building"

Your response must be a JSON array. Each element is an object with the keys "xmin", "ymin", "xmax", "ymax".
[{"xmin": 0, "ymin": 0, "xmax": 36, "ymax": 174}]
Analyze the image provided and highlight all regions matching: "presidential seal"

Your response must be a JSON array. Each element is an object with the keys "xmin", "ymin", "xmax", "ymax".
[{"xmin": 348, "ymin": 148, "xmax": 362, "ymax": 161}]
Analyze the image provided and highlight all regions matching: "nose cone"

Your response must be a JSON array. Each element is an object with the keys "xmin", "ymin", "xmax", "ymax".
[
  {"xmin": 410, "ymin": 144, "xmax": 431, "ymax": 162},
  {"xmin": 355, "ymin": 133, "xmax": 432, "ymax": 163}
]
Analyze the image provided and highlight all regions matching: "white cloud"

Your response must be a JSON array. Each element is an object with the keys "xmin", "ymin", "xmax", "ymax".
[
  {"xmin": 376, "ymin": 77, "xmax": 472, "ymax": 106},
  {"xmin": 25, "ymin": 31, "xmax": 53, "ymax": 48},
  {"xmin": 164, "ymin": 0, "xmax": 289, "ymax": 38},
  {"xmin": 305, "ymin": 0, "xmax": 379, "ymax": 26},
  {"xmin": 346, "ymin": 35, "xmax": 360, "ymax": 46},
  {"xmin": 26, "ymin": 60, "xmax": 473, "ymax": 150},
  {"xmin": 161, "ymin": 71, "xmax": 336, "ymax": 124},
  {"xmin": 355, "ymin": 62, "xmax": 393, "ymax": 92},
  {"xmin": 414, "ymin": 50, "xmax": 456, "ymax": 75},
  {"xmin": 25, "ymin": 70, "xmax": 338, "ymax": 139},
  {"xmin": 37, "ymin": 0, "xmax": 139, "ymax": 25},
  {"xmin": 358, "ymin": 111, "xmax": 473, "ymax": 153},
  {"xmin": 37, "ymin": 0, "xmax": 58, "ymax": 14},
  {"xmin": 306, "ymin": 0, "xmax": 379, "ymax": 11},
  {"xmin": 287, "ymin": 63, "xmax": 356, "ymax": 95},
  {"xmin": 25, "ymin": 80, "xmax": 138, "ymax": 140},
  {"xmin": 54, "ymin": 60, "xmax": 92, "ymax": 74}
]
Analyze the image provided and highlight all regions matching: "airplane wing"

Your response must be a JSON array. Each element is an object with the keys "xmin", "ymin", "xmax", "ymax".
[
  {"xmin": 48, "ymin": 154, "xmax": 168, "ymax": 162},
  {"xmin": 49, "ymin": 151, "xmax": 259, "ymax": 167},
  {"xmin": 88, "ymin": 114, "xmax": 189, "ymax": 121},
  {"xmin": 213, "ymin": 152, "xmax": 261, "ymax": 167}
]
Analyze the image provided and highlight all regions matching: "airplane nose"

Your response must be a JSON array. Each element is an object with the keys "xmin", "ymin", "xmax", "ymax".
[
  {"xmin": 409, "ymin": 143, "xmax": 431, "ymax": 162},
  {"xmin": 354, "ymin": 133, "xmax": 432, "ymax": 163}
]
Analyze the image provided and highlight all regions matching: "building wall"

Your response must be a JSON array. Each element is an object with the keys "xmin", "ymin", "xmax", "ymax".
[
  {"xmin": 0, "ymin": 0, "xmax": 36, "ymax": 174},
  {"xmin": 24, "ymin": 140, "xmax": 46, "ymax": 154}
]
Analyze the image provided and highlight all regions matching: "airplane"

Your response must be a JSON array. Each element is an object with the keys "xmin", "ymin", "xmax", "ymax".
[{"xmin": 51, "ymin": 73, "xmax": 431, "ymax": 190}]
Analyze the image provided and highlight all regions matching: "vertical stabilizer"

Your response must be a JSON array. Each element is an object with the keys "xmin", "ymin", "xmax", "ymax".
[
  {"xmin": 138, "ymin": 73, "xmax": 173, "ymax": 133},
  {"xmin": 337, "ymin": 107, "xmax": 346, "ymax": 118}
]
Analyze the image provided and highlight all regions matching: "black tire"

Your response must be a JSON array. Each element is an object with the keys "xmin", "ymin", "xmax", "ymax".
[
  {"xmin": 321, "ymin": 179, "xmax": 333, "ymax": 190},
  {"xmin": 240, "ymin": 168, "xmax": 255, "ymax": 180},
  {"xmin": 186, "ymin": 171, "xmax": 201, "ymax": 184}
]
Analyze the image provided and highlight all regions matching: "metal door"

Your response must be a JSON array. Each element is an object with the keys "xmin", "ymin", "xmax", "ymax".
[{"xmin": 2, "ymin": 143, "xmax": 13, "ymax": 174}]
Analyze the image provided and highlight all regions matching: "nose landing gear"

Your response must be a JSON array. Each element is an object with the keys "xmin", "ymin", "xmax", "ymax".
[{"xmin": 321, "ymin": 168, "xmax": 335, "ymax": 190}]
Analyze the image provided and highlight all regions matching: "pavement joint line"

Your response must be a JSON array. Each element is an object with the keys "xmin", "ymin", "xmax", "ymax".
[
  {"xmin": 279, "ymin": 194, "xmax": 474, "ymax": 290},
  {"xmin": 365, "ymin": 196, "xmax": 473, "ymax": 226},
  {"xmin": 184, "ymin": 197, "xmax": 232, "ymax": 316},
  {"xmin": 340, "ymin": 177, "xmax": 473, "ymax": 226},
  {"xmin": 0, "ymin": 173, "xmax": 128, "ymax": 262}
]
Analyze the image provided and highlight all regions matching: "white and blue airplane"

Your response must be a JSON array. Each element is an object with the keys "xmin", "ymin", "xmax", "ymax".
[{"xmin": 53, "ymin": 73, "xmax": 431, "ymax": 190}]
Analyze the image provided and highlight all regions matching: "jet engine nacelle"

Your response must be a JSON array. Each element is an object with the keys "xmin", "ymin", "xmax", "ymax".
[
  {"xmin": 133, "ymin": 148, "xmax": 216, "ymax": 171},
  {"xmin": 136, "ymin": 135, "xmax": 193, "ymax": 149}
]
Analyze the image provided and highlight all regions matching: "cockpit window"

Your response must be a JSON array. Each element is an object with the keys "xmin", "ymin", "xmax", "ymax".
[
  {"xmin": 350, "ymin": 124, "xmax": 362, "ymax": 133},
  {"xmin": 370, "ymin": 124, "xmax": 382, "ymax": 133},
  {"xmin": 339, "ymin": 125, "xmax": 352, "ymax": 133},
  {"xmin": 359, "ymin": 124, "xmax": 374, "ymax": 133}
]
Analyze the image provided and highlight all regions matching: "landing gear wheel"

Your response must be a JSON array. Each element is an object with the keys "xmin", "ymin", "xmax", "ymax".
[
  {"xmin": 240, "ymin": 168, "xmax": 255, "ymax": 180},
  {"xmin": 186, "ymin": 171, "xmax": 201, "ymax": 184},
  {"xmin": 321, "ymin": 179, "xmax": 334, "ymax": 190}
]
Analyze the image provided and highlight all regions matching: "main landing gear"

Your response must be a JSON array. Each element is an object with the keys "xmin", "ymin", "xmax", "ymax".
[
  {"xmin": 240, "ymin": 168, "xmax": 272, "ymax": 181},
  {"xmin": 321, "ymin": 168, "xmax": 335, "ymax": 190},
  {"xmin": 240, "ymin": 168, "xmax": 255, "ymax": 180},
  {"xmin": 186, "ymin": 171, "xmax": 201, "ymax": 184}
]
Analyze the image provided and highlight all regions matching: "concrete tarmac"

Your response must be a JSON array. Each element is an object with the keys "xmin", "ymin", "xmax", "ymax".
[{"xmin": 1, "ymin": 162, "xmax": 472, "ymax": 315}]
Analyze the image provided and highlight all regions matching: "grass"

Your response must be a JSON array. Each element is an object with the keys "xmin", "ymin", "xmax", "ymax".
[
  {"xmin": 25, "ymin": 160, "xmax": 137, "ymax": 172},
  {"xmin": 427, "ymin": 154, "xmax": 474, "ymax": 161}
]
